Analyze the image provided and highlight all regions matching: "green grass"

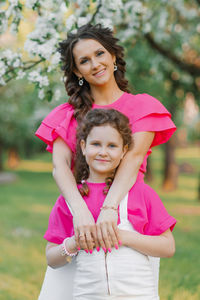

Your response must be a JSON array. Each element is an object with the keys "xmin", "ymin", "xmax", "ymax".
[{"xmin": 0, "ymin": 146, "xmax": 199, "ymax": 300}]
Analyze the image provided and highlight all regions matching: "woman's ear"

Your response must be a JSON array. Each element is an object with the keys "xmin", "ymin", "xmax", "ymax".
[
  {"xmin": 112, "ymin": 54, "xmax": 116, "ymax": 64},
  {"xmin": 80, "ymin": 140, "xmax": 86, "ymax": 155},
  {"xmin": 73, "ymin": 66, "xmax": 82, "ymax": 78}
]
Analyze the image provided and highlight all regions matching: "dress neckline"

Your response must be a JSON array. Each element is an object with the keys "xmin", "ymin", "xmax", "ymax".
[{"xmin": 93, "ymin": 92, "xmax": 128, "ymax": 108}]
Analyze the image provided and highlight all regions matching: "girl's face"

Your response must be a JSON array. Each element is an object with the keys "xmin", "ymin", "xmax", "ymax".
[
  {"xmin": 80, "ymin": 125, "xmax": 128, "ymax": 182},
  {"xmin": 73, "ymin": 39, "xmax": 116, "ymax": 87}
]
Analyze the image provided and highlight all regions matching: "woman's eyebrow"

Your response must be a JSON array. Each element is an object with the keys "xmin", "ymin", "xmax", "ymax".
[{"xmin": 79, "ymin": 48, "xmax": 104, "ymax": 61}]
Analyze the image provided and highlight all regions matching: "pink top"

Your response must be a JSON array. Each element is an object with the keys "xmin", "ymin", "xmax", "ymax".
[
  {"xmin": 35, "ymin": 92, "xmax": 176, "ymax": 173},
  {"xmin": 44, "ymin": 181, "xmax": 176, "ymax": 244}
]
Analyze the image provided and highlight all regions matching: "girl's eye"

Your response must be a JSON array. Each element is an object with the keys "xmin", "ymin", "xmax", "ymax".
[
  {"xmin": 109, "ymin": 144, "xmax": 117, "ymax": 148},
  {"xmin": 92, "ymin": 142, "xmax": 100, "ymax": 146}
]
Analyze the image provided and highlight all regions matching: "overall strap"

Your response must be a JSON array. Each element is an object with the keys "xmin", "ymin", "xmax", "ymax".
[{"xmin": 119, "ymin": 194, "xmax": 129, "ymax": 224}]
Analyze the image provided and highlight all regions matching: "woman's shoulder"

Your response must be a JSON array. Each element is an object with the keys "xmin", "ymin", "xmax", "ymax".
[
  {"xmin": 124, "ymin": 92, "xmax": 168, "ymax": 110},
  {"xmin": 43, "ymin": 101, "xmax": 74, "ymax": 126}
]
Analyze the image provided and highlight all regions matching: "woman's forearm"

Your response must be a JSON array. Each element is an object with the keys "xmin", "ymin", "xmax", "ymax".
[
  {"xmin": 53, "ymin": 161, "xmax": 88, "ymax": 214},
  {"xmin": 103, "ymin": 132, "xmax": 155, "ymax": 207},
  {"xmin": 120, "ymin": 229, "xmax": 175, "ymax": 258},
  {"xmin": 52, "ymin": 137, "xmax": 88, "ymax": 215},
  {"xmin": 103, "ymin": 151, "xmax": 143, "ymax": 207}
]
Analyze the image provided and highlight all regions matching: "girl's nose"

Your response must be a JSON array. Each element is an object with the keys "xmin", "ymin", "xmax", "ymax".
[{"xmin": 99, "ymin": 147, "xmax": 107, "ymax": 156}]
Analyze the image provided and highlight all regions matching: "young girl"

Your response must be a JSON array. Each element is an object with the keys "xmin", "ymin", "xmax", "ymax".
[{"xmin": 43, "ymin": 109, "xmax": 176, "ymax": 300}]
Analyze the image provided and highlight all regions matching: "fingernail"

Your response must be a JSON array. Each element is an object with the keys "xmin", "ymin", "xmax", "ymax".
[
  {"xmin": 118, "ymin": 240, "xmax": 122, "ymax": 245},
  {"xmin": 77, "ymin": 247, "xmax": 81, "ymax": 251},
  {"xmin": 103, "ymin": 247, "xmax": 107, "ymax": 253},
  {"xmin": 108, "ymin": 248, "xmax": 112, "ymax": 253},
  {"xmin": 89, "ymin": 249, "xmax": 93, "ymax": 254},
  {"xmin": 96, "ymin": 247, "xmax": 100, "ymax": 252},
  {"xmin": 115, "ymin": 244, "xmax": 119, "ymax": 250},
  {"xmin": 85, "ymin": 250, "xmax": 88, "ymax": 253}
]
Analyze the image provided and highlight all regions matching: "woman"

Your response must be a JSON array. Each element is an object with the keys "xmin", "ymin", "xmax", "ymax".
[{"xmin": 36, "ymin": 23, "xmax": 176, "ymax": 299}]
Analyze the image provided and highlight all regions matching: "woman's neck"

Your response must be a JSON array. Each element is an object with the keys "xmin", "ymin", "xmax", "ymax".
[{"xmin": 90, "ymin": 79, "xmax": 123, "ymax": 106}]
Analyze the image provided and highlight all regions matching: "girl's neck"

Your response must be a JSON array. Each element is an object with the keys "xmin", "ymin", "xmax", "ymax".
[
  {"xmin": 90, "ymin": 80, "xmax": 123, "ymax": 106},
  {"xmin": 87, "ymin": 171, "xmax": 113, "ymax": 183}
]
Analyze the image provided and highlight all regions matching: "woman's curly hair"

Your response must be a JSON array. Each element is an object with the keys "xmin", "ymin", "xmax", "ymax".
[
  {"xmin": 58, "ymin": 23, "xmax": 130, "ymax": 122},
  {"xmin": 74, "ymin": 108, "xmax": 133, "ymax": 196}
]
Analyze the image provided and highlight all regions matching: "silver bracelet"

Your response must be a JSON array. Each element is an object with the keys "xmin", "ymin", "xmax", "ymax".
[{"xmin": 61, "ymin": 238, "xmax": 78, "ymax": 257}]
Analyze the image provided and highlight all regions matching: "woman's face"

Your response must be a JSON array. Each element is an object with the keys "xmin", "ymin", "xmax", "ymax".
[
  {"xmin": 73, "ymin": 39, "xmax": 116, "ymax": 87},
  {"xmin": 80, "ymin": 125, "xmax": 127, "ymax": 182}
]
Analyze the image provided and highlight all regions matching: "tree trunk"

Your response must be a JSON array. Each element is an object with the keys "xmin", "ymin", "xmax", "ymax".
[
  {"xmin": 145, "ymin": 156, "xmax": 153, "ymax": 182},
  {"xmin": 0, "ymin": 143, "xmax": 3, "ymax": 171},
  {"xmin": 163, "ymin": 135, "xmax": 179, "ymax": 191}
]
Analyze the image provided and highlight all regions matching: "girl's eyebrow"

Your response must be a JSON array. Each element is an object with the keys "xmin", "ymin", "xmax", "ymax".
[{"xmin": 79, "ymin": 48, "xmax": 104, "ymax": 61}]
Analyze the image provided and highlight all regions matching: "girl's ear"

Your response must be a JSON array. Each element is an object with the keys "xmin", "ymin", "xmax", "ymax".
[
  {"xmin": 121, "ymin": 145, "xmax": 128, "ymax": 159},
  {"xmin": 80, "ymin": 139, "xmax": 86, "ymax": 155}
]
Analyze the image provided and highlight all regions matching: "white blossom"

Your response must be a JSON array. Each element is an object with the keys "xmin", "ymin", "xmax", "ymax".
[
  {"xmin": 54, "ymin": 88, "xmax": 61, "ymax": 101},
  {"xmin": 26, "ymin": 0, "xmax": 39, "ymax": 9},
  {"xmin": 16, "ymin": 70, "xmax": 26, "ymax": 79},
  {"xmin": 28, "ymin": 70, "xmax": 49, "ymax": 88},
  {"xmin": 38, "ymin": 89, "xmax": 45, "ymax": 99}
]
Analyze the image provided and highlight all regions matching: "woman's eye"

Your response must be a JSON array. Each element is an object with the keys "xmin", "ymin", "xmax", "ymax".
[
  {"xmin": 80, "ymin": 59, "xmax": 88, "ymax": 64},
  {"xmin": 97, "ymin": 51, "xmax": 104, "ymax": 56}
]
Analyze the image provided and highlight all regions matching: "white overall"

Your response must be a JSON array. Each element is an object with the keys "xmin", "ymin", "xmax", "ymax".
[
  {"xmin": 73, "ymin": 194, "xmax": 160, "ymax": 300},
  {"xmin": 38, "ymin": 194, "xmax": 160, "ymax": 300}
]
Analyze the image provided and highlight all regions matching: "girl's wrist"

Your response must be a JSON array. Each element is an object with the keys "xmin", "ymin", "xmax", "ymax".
[{"xmin": 62, "ymin": 237, "xmax": 77, "ymax": 256}]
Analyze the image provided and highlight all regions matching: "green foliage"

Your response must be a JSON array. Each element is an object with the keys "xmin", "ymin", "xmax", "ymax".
[{"xmin": 0, "ymin": 146, "xmax": 199, "ymax": 299}]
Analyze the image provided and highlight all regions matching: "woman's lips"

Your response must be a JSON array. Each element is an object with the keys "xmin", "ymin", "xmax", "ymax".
[{"xmin": 93, "ymin": 68, "xmax": 106, "ymax": 77}]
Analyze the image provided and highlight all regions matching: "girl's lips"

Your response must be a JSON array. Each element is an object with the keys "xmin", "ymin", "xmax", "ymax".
[
  {"xmin": 95, "ymin": 159, "xmax": 110, "ymax": 162},
  {"xmin": 93, "ymin": 68, "xmax": 106, "ymax": 77}
]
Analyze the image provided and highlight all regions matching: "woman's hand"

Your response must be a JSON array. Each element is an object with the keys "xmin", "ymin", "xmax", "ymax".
[
  {"xmin": 73, "ymin": 207, "xmax": 99, "ymax": 252},
  {"xmin": 96, "ymin": 208, "xmax": 120, "ymax": 252}
]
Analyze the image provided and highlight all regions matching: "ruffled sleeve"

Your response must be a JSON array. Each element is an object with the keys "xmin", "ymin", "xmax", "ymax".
[
  {"xmin": 35, "ymin": 103, "xmax": 77, "ymax": 153},
  {"xmin": 126, "ymin": 93, "xmax": 176, "ymax": 147}
]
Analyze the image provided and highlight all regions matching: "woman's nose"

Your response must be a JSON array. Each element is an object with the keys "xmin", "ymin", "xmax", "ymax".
[{"xmin": 91, "ymin": 58, "xmax": 100, "ymax": 69}]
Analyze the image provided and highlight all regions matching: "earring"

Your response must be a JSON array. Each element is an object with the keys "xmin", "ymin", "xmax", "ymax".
[
  {"xmin": 78, "ymin": 77, "xmax": 84, "ymax": 86},
  {"xmin": 114, "ymin": 63, "xmax": 118, "ymax": 71}
]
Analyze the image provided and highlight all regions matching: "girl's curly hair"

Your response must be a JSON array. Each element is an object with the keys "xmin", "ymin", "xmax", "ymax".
[
  {"xmin": 74, "ymin": 108, "xmax": 133, "ymax": 196},
  {"xmin": 58, "ymin": 23, "xmax": 130, "ymax": 122}
]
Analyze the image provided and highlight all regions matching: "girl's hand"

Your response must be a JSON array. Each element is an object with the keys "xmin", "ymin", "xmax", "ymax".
[
  {"xmin": 73, "ymin": 207, "xmax": 99, "ymax": 252},
  {"xmin": 96, "ymin": 208, "xmax": 120, "ymax": 252}
]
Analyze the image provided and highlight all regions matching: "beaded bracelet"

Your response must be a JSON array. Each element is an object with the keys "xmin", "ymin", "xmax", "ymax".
[
  {"xmin": 61, "ymin": 238, "xmax": 78, "ymax": 257},
  {"xmin": 100, "ymin": 205, "xmax": 118, "ymax": 211}
]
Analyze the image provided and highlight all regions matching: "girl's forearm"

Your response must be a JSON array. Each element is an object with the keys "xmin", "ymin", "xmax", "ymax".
[
  {"xmin": 46, "ymin": 239, "xmax": 77, "ymax": 269},
  {"xmin": 46, "ymin": 244, "xmax": 70, "ymax": 268},
  {"xmin": 120, "ymin": 229, "xmax": 175, "ymax": 258}
]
